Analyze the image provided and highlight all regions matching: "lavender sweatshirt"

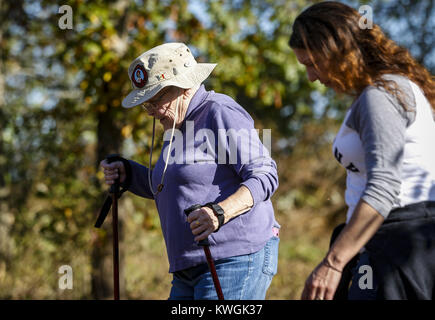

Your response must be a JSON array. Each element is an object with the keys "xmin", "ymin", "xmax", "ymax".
[{"xmin": 128, "ymin": 85, "xmax": 279, "ymax": 272}]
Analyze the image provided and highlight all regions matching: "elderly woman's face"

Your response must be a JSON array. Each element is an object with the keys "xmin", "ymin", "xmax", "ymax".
[
  {"xmin": 142, "ymin": 86, "xmax": 184, "ymax": 129},
  {"xmin": 293, "ymin": 48, "xmax": 336, "ymax": 90}
]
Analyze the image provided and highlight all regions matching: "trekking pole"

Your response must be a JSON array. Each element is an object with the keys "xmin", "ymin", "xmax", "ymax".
[
  {"xmin": 110, "ymin": 158, "xmax": 120, "ymax": 301},
  {"xmin": 185, "ymin": 204, "xmax": 224, "ymax": 300},
  {"xmin": 94, "ymin": 154, "xmax": 121, "ymax": 300}
]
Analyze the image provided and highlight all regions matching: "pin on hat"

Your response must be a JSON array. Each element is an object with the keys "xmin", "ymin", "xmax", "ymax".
[{"xmin": 122, "ymin": 42, "xmax": 217, "ymax": 108}]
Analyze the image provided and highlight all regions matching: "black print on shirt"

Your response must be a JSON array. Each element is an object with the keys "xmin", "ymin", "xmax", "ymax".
[
  {"xmin": 345, "ymin": 163, "xmax": 360, "ymax": 172},
  {"xmin": 334, "ymin": 147, "xmax": 343, "ymax": 164},
  {"xmin": 334, "ymin": 147, "xmax": 360, "ymax": 173}
]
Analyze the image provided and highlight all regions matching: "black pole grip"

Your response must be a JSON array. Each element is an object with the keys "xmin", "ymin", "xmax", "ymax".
[
  {"xmin": 107, "ymin": 154, "xmax": 121, "ymax": 195},
  {"xmin": 184, "ymin": 204, "xmax": 210, "ymax": 246},
  {"xmin": 94, "ymin": 154, "xmax": 123, "ymax": 229}
]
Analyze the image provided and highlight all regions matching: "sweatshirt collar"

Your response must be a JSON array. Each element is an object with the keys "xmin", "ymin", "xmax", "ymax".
[{"xmin": 184, "ymin": 84, "xmax": 209, "ymax": 120}]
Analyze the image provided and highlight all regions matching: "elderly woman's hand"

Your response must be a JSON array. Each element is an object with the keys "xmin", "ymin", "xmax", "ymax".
[
  {"xmin": 187, "ymin": 207, "xmax": 219, "ymax": 241},
  {"xmin": 100, "ymin": 159, "xmax": 126, "ymax": 186},
  {"xmin": 301, "ymin": 258, "xmax": 343, "ymax": 300}
]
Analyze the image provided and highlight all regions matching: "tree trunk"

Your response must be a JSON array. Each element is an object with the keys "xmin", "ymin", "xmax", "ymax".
[{"xmin": 90, "ymin": 83, "xmax": 126, "ymax": 299}]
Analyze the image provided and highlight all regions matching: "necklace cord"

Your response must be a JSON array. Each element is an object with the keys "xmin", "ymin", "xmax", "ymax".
[{"xmin": 148, "ymin": 95, "xmax": 180, "ymax": 195}]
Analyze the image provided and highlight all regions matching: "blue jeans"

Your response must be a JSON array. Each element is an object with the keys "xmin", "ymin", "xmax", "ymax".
[{"xmin": 168, "ymin": 236, "xmax": 279, "ymax": 300}]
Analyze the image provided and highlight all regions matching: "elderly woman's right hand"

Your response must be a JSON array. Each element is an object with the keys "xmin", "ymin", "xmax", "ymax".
[{"xmin": 100, "ymin": 159, "xmax": 126, "ymax": 186}]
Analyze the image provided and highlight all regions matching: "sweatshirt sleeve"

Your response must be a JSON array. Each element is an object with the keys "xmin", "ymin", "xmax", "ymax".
[
  {"xmin": 127, "ymin": 160, "xmax": 155, "ymax": 200},
  {"xmin": 349, "ymin": 85, "xmax": 413, "ymax": 218},
  {"xmin": 210, "ymin": 103, "xmax": 279, "ymax": 205}
]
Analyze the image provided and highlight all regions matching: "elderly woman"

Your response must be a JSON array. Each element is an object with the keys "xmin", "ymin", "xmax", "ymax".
[
  {"xmin": 101, "ymin": 42, "xmax": 280, "ymax": 300},
  {"xmin": 289, "ymin": 2, "xmax": 435, "ymax": 300}
]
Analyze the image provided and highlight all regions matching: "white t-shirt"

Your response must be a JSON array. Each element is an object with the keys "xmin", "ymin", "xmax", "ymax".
[{"xmin": 332, "ymin": 75, "xmax": 435, "ymax": 222}]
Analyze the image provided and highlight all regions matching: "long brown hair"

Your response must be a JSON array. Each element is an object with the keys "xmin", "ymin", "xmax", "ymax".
[{"xmin": 289, "ymin": 1, "xmax": 435, "ymax": 112}]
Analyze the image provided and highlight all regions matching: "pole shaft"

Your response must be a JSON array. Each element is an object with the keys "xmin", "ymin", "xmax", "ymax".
[
  {"xmin": 203, "ymin": 246, "xmax": 224, "ymax": 300},
  {"xmin": 112, "ymin": 194, "xmax": 120, "ymax": 300}
]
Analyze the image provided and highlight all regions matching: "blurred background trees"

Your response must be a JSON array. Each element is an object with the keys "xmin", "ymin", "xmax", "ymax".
[{"xmin": 0, "ymin": 0, "xmax": 433, "ymax": 299}]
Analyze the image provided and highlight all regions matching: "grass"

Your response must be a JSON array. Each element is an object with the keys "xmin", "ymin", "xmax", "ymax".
[{"xmin": 0, "ymin": 198, "xmax": 341, "ymax": 300}]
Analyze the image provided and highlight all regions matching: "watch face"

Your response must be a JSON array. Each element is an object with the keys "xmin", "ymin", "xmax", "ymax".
[
  {"xmin": 206, "ymin": 203, "xmax": 224, "ymax": 216},
  {"xmin": 205, "ymin": 203, "xmax": 225, "ymax": 231},
  {"xmin": 212, "ymin": 204, "xmax": 224, "ymax": 215}
]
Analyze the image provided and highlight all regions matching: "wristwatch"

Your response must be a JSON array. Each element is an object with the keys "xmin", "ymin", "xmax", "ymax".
[{"xmin": 204, "ymin": 202, "xmax": 225, "ymax": 232}]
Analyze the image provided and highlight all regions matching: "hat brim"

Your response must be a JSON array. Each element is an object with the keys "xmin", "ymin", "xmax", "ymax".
[{"xmin": 122, "ymin": 63, "xmax": 217, "ymax": 108}]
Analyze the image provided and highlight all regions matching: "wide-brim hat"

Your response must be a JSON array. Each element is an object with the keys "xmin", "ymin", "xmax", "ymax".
[{"xmin": 122, "ymin": 42, "xmax": 217, "ymax": 108}]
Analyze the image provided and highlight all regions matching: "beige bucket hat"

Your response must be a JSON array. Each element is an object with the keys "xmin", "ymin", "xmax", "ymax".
[{"xmin": 122, "ymin": 42, "xmax": 217, "ymax": 108}]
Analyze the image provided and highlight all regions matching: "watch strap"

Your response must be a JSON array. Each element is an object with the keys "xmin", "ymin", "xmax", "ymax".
[{"xmin": 204, "ymin": 202, "xmax": 225, "ymax": 232}]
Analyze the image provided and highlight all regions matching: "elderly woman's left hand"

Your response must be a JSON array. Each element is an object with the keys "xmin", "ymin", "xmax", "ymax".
[
  {"xmin": 301, "ymin": 259, "xmax": 343, "ymax": 300},
  {"xmin": 187, "ymin": 207, "xmax": 219, "ymax": 241}
]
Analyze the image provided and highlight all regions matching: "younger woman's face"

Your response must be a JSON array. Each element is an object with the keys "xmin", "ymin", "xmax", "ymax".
[{"xmin": 293, "ymin": 48, "xmax": 337, "ymax": 91}]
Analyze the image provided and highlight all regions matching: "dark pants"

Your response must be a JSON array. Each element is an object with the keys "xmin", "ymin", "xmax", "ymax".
[
  {"xmin": 335, "ymin": 201, "xmax": 435, "ymax": 300},
  {"xmin": 363, "ymin": 201, "xmax": 435, "ymax": 299},
  {"xmin": 347, "ymin": 251, "xmax": 378, "ymax": 300}
]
